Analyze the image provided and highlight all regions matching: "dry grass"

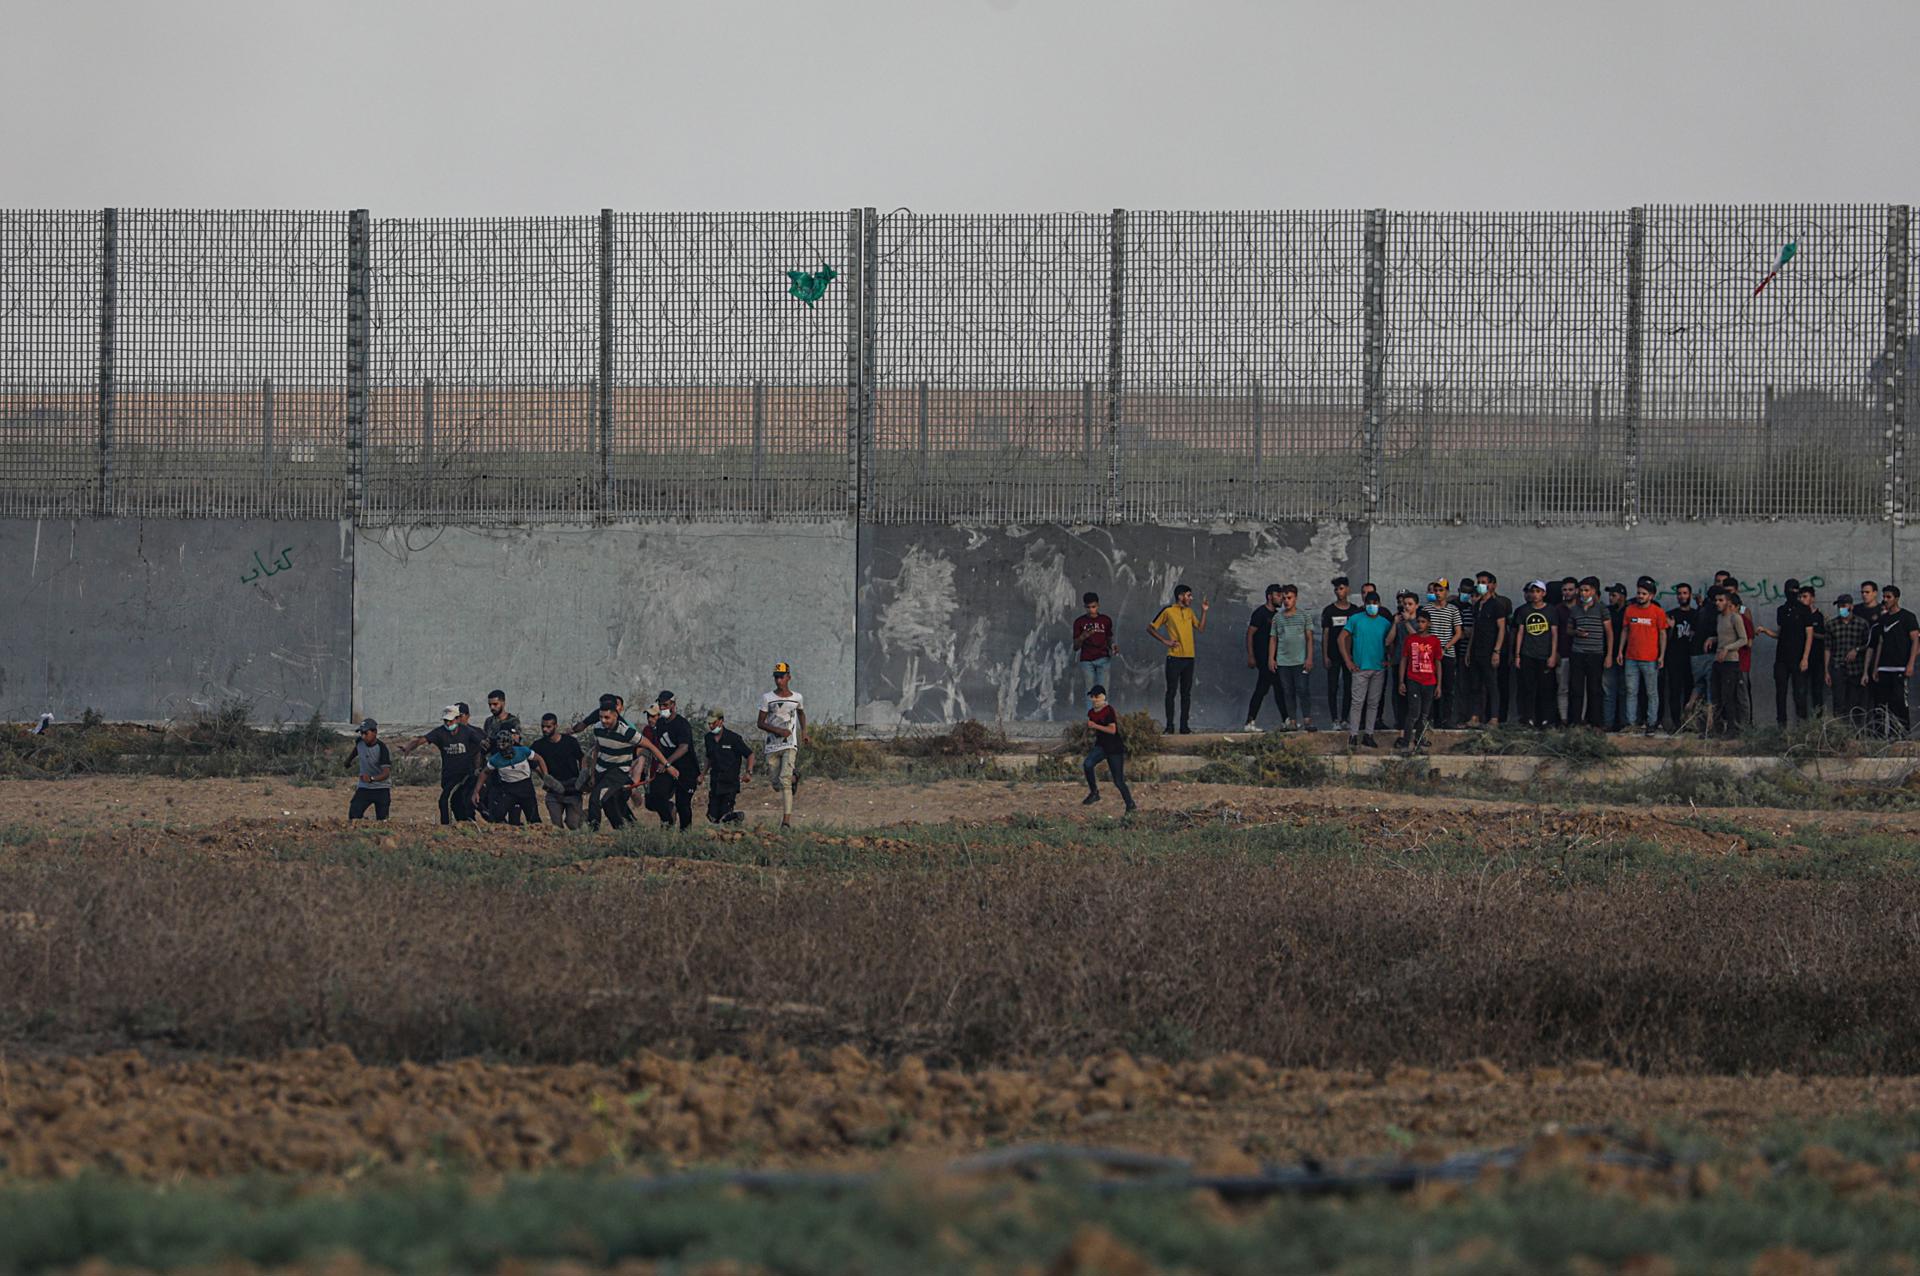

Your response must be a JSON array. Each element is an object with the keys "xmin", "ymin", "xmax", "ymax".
[{"xmin": 2, "ymin": 831, "xmax": 1915, "ymax": 1073}]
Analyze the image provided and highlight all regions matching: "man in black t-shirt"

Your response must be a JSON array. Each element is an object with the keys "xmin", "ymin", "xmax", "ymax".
[
  {"xmin": 401, "ymin": 703, "xmax": 488, "ymax": 824},
  {"xmin": 530, "ymin": 713, "xmax": 586, "ymax": 831},
  {"xmin": 1761, "ymin": 581, "xmax": 1813, "ymax": 725},
  {"xmin": 643, "ymin": 690, "xmax": 700, "ymax": 830},
  {"xmin": 1465, "ymin": 571, "xmax": 1512, "ymax": 727},
  {"xmin": 1867, "ymin": 587, "xmax": 1918, "ymax": 735},
  {"xmin": 703, "ymin": 712, "xmax": 756, "ymax": 824},
  {"xmin": 1662, "ymin": 584, "xmax": 1702, "ymax": 731},
  {"xmin": 1243, "ymin": 584, "xmax": 1285, "ymax": 732},
  {"xmin": 1510, "ymin": 580, "xmax": 1558, "ymax": 728},
  {"xmin": 1320, "ymin": 578, "xmax": 1359, "ymax": 728}
]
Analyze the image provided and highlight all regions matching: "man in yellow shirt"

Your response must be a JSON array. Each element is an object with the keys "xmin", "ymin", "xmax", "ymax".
[{"xmin": 1147, "ymin": 582, "xmax": 1210, "ymax": 733}]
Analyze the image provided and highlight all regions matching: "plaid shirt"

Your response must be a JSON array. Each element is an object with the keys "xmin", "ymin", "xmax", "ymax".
[{"xmin": 1826, "ymin": 612, "xmax": 1871, "ymax": 671}]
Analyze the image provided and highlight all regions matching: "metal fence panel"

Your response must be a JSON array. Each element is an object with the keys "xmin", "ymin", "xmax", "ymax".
[
  {"xmin": 1121, "ymin": 211, "xmax": 1366, "ymax": 521},
  {"xmin": 1378, "ymin": 211, "xmax": 1631, "ymax": 525},
  {"xmin": 110, "ymin": 210, "xmax": 346, "ymax": 518},
  {"xmin": 868, "ymin": 213, "xmax": 1110, "ymax": 524},
  {"xmin": 1641, "ymin": 204, "xmax": 1888, "ymax": 522},
  {"xmin": 608, "ymin": 211, "xmax": 851, "ymax": 519},
  {"xmin": 0, "ymin": 210, "xmax": 99, "ymax": 517},
  {"xmin": 363, "ymin": 216, "xmax": 597, "ymax": 524}
]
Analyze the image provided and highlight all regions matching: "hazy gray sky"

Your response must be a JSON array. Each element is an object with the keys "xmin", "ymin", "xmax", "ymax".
[{"xmin": 4, "ymin": 0, "xmax": 1914, "ymax": 213}]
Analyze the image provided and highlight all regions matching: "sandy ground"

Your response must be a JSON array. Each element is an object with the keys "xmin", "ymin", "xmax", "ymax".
[{"xmin": 1, "ymin": 771, "xmax": 1914, "ymax": 843}]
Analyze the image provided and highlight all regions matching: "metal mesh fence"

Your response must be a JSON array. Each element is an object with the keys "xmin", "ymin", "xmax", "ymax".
[
  {"xmin": 1378, "ymin": 211, "xmax": 1631, "ymax": 524},
  {"xmin": 112, "ymin": 210, "xmax": 346, "ymax": 518},
  {"xmin": 363, "ymin": 216, "xmax": 597, "ymax": 524},
  {"xmin": 1122, "ymin": 211, "xmax": 1367, "ymax": 521},
  {"xmin": 868, "ymin": 213, "xmax": 1111, "ymax": 524},
  {"xmin": 0, "ymin": 210, "xmax": 99, "ymax": 517},
  {"xmin": 609, "ymin": 212, "xmax": 851, "ymax": 519},
  {"xmin": 1640, "ymin": 205, "xmax": 1887, "ymax": 522},
  {"xmin": 0, "ymin": 205, "xmax": 1910, "ymax": 527}
]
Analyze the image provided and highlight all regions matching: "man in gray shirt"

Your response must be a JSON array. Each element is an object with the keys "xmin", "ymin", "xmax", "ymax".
[{"xmin": 346, "ymin": 718, "xmax": 393, "ymax": 821}]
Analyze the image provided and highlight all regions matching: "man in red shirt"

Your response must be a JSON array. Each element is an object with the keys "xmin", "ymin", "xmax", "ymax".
[
  {"xmin": 1071, "ymin": 592, "xmax": 1116, "ymax": 708},
  {"xmin": 1620, "ymin": 575, "xmax": 1671, "ymax": 736},
  {"xmin": 1082, "ymin": 684, "xmax": 1138, "ymax": 812},
  {"xmin": 1396, "ymin": 608, "xmax": 1445, "ymax": 751}
]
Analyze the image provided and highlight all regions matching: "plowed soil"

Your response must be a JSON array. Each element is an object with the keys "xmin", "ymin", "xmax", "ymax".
[{"xmin": 4, "ymin": 1048, "xmax": 1917, "ymax": 1182}]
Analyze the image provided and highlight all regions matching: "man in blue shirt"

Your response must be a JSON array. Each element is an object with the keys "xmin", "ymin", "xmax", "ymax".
[{"xmin": 1340, "ymin": 590, "xmax": 1395, "ymax": 748}]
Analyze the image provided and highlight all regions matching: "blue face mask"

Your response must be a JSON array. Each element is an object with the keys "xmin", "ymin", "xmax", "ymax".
[
  {"xmin": 1364, "ymin": 603, "xmax": 1380, "ymax": 616},
  {"xmin": 1839, "ymin": 607, "xmax": 1851, "ymax": 618},
  {"xmin": 1425, "ymin": 592, "xmax": 1437, "ymax": 602},
  {"xmin": 1475, "ymin": 582, "xmax": 1489, "ymax": 595}
]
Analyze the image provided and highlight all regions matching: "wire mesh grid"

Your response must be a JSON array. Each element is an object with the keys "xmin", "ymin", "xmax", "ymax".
[
  {"xmin": 1900, "ymin": 209, "xmax": 1916, "ymax": 522},
  {"xmin": 1640, "ymin": 205, "xmax": 1888, "ymax": 522},
  {"xmin": 868, "ymin": 212, "xmax": 1110, "ymax": 524},
  {"xmin": 0, "ymin": 210, "xmax": 99, "ymax": 517},
  {"xmin": 110, "ymin": 210, "xmax": 346, "ymax": 518},
  {"xmin": 1377, "ymin": 211, "xmax": 1630, "ymax": 525},
  {"xmin": 362, "ymin": 217, "xmax": 597, "ymax": 524},
  {"xmin": 608, "ymin": 211, "xmax": 851, "ymax": 519},
  {"xmin": 1121, "ymin": 211, "xmax": 1366, "ymax": 521}
]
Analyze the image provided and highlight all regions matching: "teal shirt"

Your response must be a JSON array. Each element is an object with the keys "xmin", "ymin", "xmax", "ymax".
[
  {"xmin": 1270, "ymin": 609, "xmax": 1311, "ymax": 666},
  {"xmin": 1345, "ymin": 610, "xmax": 1393, "ymax": 671}
]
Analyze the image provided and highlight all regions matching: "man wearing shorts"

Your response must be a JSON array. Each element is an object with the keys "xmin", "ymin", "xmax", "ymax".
[{"xmin": 758, "ymin": 662, "xmax": 807, "ymax": 828}]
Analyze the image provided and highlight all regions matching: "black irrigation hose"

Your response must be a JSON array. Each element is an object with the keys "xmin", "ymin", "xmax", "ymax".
[{"xmin": 620, "ymin": 1135, "xmax": 1680, "ymax": 1202}]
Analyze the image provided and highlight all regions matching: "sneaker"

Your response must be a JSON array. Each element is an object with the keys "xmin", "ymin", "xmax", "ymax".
[
  {"xmin": 1165, "ymin": 722, "xmax": 1176, "ymax": 734},
  {"xmin": 1644, "ymin": 727, "xmax": 1660, "ymax": 738},
  {"xmin": 1082, "ymin": 792, "xmax": 1100, "ymax": 805},
  {"xmin": 1123, "ymin": 802, "xmax": 1138, "ymax": 813},
  {"xmin": 1348, "ymin": 734, "xmax": 1359, "ymax": 747},
  {"xmin": 1178, "ymin": 727, "xmax": 1192, "ymax": 735},
  {"xmin": 1304, "ymin": 720, "xmax": 1318, "ymax": 732},
  {"xmin": 1393, "ymin": 736, "xmax": 1409, "ymax": 750},
  {"xmin": 1243, "ymin": 721, "xmax": 1264, "ymax": 733},
  {"xmin": 1362, "ymin": 734, "xmax": 1378, "ymax": 748}
]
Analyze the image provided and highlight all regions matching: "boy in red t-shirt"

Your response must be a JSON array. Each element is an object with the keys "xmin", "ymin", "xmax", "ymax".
[
  {"xmin": 1082, "ymin": 684, "xmax": 1138, "ymax": 813},
  {"xmin": 1396, "ymin": 608, "xmax": 1445, "ymax": 751}
]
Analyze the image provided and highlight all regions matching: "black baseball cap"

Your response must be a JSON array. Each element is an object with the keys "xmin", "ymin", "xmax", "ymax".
[
  {"xmin": 1636, "ymin": 576, "xmax": 1657, "ymax": 592},
  {"xmin": 357, "ymin": 718, "xmax": 377, "ymax": 732},
  {"xmin": 1607, "ymin": 582, "xmax": 1628, "ymax": 595}
]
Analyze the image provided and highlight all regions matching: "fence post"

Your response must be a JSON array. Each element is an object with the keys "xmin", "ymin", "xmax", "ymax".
[
  {"xmin": 1251, "ymin": 377, "xmax": 1263, "ymax": 471},
  {"xmin": 845, "ymin": 208, "xmax": 862, "ymax": 518},
  {"xmin": 1360, "ymin": 209, "xmax": 1386, "ymax": 523},
  {"xmin": 598, "ymin": 209, "xmax": 616, "ymax": 517},
  {"xmin": 1623, "ymin": 206, "xmax": 1647, "ymax": 528},
  {"xmin": 752, "ymin": 379, "xmax": 766, "ymax": 486},
  {"xmin": 420, "ymin": 376, "xmax": 435, "ymax": 508},
  {"xmin": 261, "ymin": 377, "xmax": 275, "ymax": 498},
  {"xmin": 860, "ymin": 208, "xmax": 878, "ymax": 522},
  {"xmin": 1105, "ymin": 208, "xmax": 1126, "ymax": 524},
  {"xmin": 345, "ymin": 209, "xmax": 369, "ymax": 523},
  {"xmin": 1885, "ymin": 204, "xmax": 1910, "ymax": 528},
  {"xmin": 96, "ymin": 207, "xmax": 117, "ymax": 516}
]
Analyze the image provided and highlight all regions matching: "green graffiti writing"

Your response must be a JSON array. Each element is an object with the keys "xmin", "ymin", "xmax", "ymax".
[{"xmin": 240, "ymin": 546, "xmax": 295, "ymax": 585}]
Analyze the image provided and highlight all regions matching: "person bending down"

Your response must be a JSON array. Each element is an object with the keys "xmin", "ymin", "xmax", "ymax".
[
  {"xmin": 1082, "ymin": 684, "xmax": 1138, "ymax": 812},
  {"xmin": 476, "ymin": 725, "xmax": 547, "ymax": 826}
]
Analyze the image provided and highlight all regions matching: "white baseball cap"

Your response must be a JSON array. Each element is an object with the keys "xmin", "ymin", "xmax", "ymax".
[{"xmin": 441, "ymin": 704, "xmax": 460, "ymax": 722}]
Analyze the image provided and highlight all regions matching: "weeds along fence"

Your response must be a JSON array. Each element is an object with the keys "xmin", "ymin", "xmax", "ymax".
[{"xmin": 0, "ymin": 205, "xmax": 1911, "ymax": 526}]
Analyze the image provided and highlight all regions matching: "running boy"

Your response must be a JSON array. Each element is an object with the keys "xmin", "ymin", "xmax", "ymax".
[
  {"xmin": 758, "ymin": 662, "xmax": 807, "ymax": 828},
  {"xmin": 476, "ymin": 725, "xmax": 547, "ymax": 826},
  {"xmin": 346, "ymin": 718, "xmax": 392, "ymax": 821},
  {"xmin": 1082, "ymin": 684, "xmax": 1138, "ymax": 812}
]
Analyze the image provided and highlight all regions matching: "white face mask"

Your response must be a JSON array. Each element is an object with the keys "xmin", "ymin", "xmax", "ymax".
[{"xmin": 659, "ymin": 707, "xmax": 673, "ymax": 719}]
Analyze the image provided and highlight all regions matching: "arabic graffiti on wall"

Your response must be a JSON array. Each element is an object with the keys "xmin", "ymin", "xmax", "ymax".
[
  {"xmin": 1655, "ymin": 576, "xmax": 1828, "ymax": 606},
  {"xmin": 239, "ymin": 547, "xmax": 296, "ymax": 584}
]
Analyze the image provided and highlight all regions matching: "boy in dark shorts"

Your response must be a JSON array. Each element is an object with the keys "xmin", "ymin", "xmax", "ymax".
[
  {"xmin": 1082, "ymin": 684, "xmax": 1138, "ymax": 812},
  {"xmin": 703, "ymin": 711, "xmax": 756, "ymax": 824},
  {"xmin": 346, "ymin": 718, "xmax": 392, "ymax": 821}
]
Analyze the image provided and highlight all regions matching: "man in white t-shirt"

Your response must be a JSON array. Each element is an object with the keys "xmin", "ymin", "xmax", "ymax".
[{"xmin": 756, "ymin": 661, "xmax": 808, "ymax": 828}]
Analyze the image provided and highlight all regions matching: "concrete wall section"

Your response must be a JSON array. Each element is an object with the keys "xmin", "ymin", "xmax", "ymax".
[
  {"xmin": 1365, "ymin": 520, "xmax": 1897, "ymax": 674},
  {"xmin": 354, "ymin": 522, "xmax": 857, "ymax": 728},
  {"xmin": 856, "ymin": 522, "xmax": 1366, "ymax": 730},
  {"xmin": 0, "ymin": 518, "xmax": 352, "ymax": 722}
]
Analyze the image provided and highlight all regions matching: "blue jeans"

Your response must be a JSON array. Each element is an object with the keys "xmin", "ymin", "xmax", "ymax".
[
  {"xmin": 1624, "ymin": 658, "xmax": 1660, "ymax": 728},
  {"xmin": 1081, "ymin": 657, "xmax": 1111, "ymax": 705},
  {"xmin": 1083, "ymin": 747, "xmax": 1135, "ymax": 807}
]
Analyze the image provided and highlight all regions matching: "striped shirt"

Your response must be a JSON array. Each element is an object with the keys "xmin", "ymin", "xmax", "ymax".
[
  {"xmin": 590, "ymin": 719, "xmax": 641, "ymax": 772},
  {"xmin": 1424, "ymin": 603, "xmax": 1461, "ymax": 651},
  {"xmin": 1568, "ymin": 599, "xmax": 1610, "ymax": 654}
]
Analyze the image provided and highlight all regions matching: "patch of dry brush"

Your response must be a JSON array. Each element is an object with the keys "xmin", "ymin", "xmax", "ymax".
[{"xmin": 3, "ymin": 839, "xmax": 1917, "ymax": 1074}]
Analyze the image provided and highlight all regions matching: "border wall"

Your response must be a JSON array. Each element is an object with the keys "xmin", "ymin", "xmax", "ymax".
[{"xmin": 1, "ymin": 207, "xmax": 1913, "ymax": 729}]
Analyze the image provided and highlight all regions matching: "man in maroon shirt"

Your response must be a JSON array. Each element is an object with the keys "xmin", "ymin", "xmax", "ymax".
[{"xmin": 1071, "ymin": 592, "xmax": 1116, "ymax": 707}]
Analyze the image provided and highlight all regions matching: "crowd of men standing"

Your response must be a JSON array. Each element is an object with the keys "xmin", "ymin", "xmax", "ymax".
[
  {"xmin": 1072, "ymin": 572, "xmax": 1919, "ymax": 747},
  {"xmin": 341, "ymin": 664, "xmax": 810, "ymax": 827}
]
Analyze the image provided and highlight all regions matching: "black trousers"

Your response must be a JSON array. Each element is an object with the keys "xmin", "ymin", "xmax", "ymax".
[
  {"xmin": 1773, "ymin": 664, "xmax": 1812, "ymax": 725},
  {"xmin": 707, "ymin": 784, "xmax": 744, "ymax": 823},
  {"xmin": 1830, "ymin": 669, "xmax": 1868, "ymax": 724},
  {"xmin": 1466, "ymin": 652, "xmax": 1506, "ymax": 722},
  {"xmin": 1245, "ymin": 665, "xmax": 1283, "ymax": 725},
  {"xmin": 1325, "ymin": 661, "xmax": 1352, "ymax": 727},
  {"xmin": 588, "ymin": 769, "xmax": 634, "ymax": 830},
  {"xmin": 1713, "ymin": 663, "xmax": 1746, "ymax": 733},
  {"xmin": 1662, "ymin": 656, "xmax": 1694, "ymax": 730},
  {"xmin": 1164, "ymin": 657, "xmax": 1195, "ymax": 731},
  {"xmin": 491, "ymin": 778, "xmax": 540, "ymax": 825},
  {"xmin": 1874, "ymin": 671, "xmax": 1911, "ymax": 734},
  {"xmin": 437, "ymin": 774, "xmax": 477, "ymax": 824},
  {"xmin": 1567, "ymin": 652, "xmax": 1606, "ymax": 728},
  {"xmin": 348, "ymin": 788, "xmax": 390, "ymax": 821},
  {"xmin": 1434, "ymin": 655, "xmax": 1458, "ymax": 727},
  {"xmin": 1400, "ymin": 680, "xmax": 1436, "ymax": 742},
  {"xmin": 647, "ymin": 769, "xmax": 698, "ymax": 829},
  {"xmin": 1515, "ymin": 655, "xmax": 1555, "ymax": 726}
]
